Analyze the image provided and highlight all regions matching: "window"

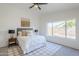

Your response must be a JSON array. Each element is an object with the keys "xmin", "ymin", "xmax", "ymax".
[
  {"xmin": 53, "ymin": 21, "xmax": 65, "ymax": 37},
  {"xmin": 47, "ymin": 19, "xmax": 76, "ymax": 39},
  {"xmin": 47, "ymin": 23, "xmax": 53, "ymax": 36},
  {"xmin": 66, "ymin": 19, "xmax": 76, "ymax": 39}
]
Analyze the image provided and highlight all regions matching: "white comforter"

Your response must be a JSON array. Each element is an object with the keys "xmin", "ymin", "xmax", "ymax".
[{"xmin": 17, "ymin": 35, "xmax": 46, "ymax": 54}]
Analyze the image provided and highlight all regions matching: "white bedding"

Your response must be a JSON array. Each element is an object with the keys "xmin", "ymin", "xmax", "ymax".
[{"xmin": 17, "ymin": 35, "xmax": 46, "ymax": 54}]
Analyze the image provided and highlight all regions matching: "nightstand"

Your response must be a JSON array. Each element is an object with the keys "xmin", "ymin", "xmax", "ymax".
[{"xmin": 8, "ymin": 38, "xmax": 17, "ymax": 47}]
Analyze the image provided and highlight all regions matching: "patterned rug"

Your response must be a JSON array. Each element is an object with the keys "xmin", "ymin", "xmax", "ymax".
[
  {"xmin": 8, "ymin": 46, "xmax": 23, "ymax": 56},
  {"xmin": 7, "ymin": 42, "xmax": 62, "ymax": 56}
]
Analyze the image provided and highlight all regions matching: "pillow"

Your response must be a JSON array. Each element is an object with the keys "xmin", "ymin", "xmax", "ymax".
[
  {"xmin": 27, "ymin": 31, "xmax": 33, "ymax": 36},
  {"xmin": 18, "ymin": 30, "xmax": 33, "ymax": 36},
  {"xmin": 18, "ymin": 31, "xmax": 22, "ymax": 36},
  {"xmin": 21, "ymin": 31, "xmax": 28, "ymax": 36}
]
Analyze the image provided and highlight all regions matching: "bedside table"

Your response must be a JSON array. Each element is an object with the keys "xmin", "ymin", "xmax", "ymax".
[{"xmin": 8, "ymin": 38, "xmax": 17, "ymax": 47}]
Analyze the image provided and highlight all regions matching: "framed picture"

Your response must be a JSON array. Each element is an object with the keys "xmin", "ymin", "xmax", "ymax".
[{"xmin": 21, "ymin": 17, "xmax": 30, "ymax": 27}]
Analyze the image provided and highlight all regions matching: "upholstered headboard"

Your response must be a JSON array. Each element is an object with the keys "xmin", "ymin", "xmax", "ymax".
[{"xmin": 17, "ymin": 28, "xmax": 33, "ymax": 36}]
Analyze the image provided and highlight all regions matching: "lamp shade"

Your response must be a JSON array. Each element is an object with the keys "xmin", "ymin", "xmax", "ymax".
[
  {"xmin": 8, "ymin": 30, "xmax": 15, "ymax": 34},
  {"xmin": 34, "ymin": 29, "xmax": 38, "ymax": 32}
]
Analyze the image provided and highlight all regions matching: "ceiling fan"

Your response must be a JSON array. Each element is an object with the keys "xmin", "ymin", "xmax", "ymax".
[{"xmin": 29, "ymin": 3, "xmax": 48, "ymax": 10}]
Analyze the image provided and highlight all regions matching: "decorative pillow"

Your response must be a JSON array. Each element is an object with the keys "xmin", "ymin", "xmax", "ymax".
[
  {"xmin": 21, "ymin": 31, "xmax": 27, "ymax": 36},
  {"xmin": 18, "ymin": 30, "xmax": 33, "ymax": 36}
]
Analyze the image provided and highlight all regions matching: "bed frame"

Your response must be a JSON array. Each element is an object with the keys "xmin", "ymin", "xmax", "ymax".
[{"xmin": 17, "ymin": 28, "xmax": 33, "ymax": 36}]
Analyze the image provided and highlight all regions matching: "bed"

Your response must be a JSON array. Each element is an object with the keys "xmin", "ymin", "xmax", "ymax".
[{"xmin": 17, "ymin": 28, "xmax": 46, "ymax": 54}]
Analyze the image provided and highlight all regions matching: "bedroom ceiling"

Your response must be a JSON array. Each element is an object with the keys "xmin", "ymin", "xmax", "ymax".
[
  {"xmin": 0, "ymin": 3, "xmax": 79, "ymax": 15},
  {"xmin": 39, "ymin": 3, "xmax": 79, "ymax": 14}
]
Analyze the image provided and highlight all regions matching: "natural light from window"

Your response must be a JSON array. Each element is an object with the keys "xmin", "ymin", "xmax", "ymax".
[
  {"xmin": 53, "ymin": 21, "xmax": 65, "ymax": 37},
  {"xmin": 47, "ymin": 19, "xmax": 76, "ymax": 39},
  {"xmin": 66, "ymin": 19, "xmax": 76, "ymax": 39},
  {"xmin": 47, "ymin": 23, "xmax": 53, "ymax": 36}
]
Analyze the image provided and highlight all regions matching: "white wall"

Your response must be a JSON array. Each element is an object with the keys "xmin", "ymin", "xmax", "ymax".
[
  {"xmin": 0, "ymin": 4, "xmax": 39, "ymax": 47},
  {"xmin": 0, "ymin": 3, "xmax": 79, "ymax": 49},
  {"xmin": 39, "ymin": 8, "xmax": 79, "ymax": 49}
]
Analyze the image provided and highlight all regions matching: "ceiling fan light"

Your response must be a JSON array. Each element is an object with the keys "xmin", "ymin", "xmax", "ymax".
[{"xmin": 34, "ymin": 5, "xmax": 38, "ymax": 8}]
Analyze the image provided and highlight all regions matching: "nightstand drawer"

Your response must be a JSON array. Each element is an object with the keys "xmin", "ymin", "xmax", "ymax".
[
  {"xmin": 8, "ymin": 38, "xmax": 17, "ymax": 46},
  {"xmin": 9, "ymin": 42, "xmax": 15, "ymax": 44}
]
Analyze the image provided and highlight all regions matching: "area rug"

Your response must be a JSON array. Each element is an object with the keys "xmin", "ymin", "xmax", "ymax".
[{"xmin": 7, "ymin": 42, "xmax": 62, "ymax": 56}]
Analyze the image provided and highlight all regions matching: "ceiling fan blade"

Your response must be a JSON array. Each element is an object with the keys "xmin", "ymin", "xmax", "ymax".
[
  {"xmin": 38, "ymin": 3, "xmax": 48, "ymax": 5},
  {"xmin": 29, "ymin": 3, "xmax": 47, "ymax": 10},
  {"xmin": 29, "ymin": 4, "xmax": 35, "ymax": 8},
  {"xmin": 33, "ymin": 3, "xmax": 48, "ymax": 5},
  {"xmin": 38, "ymin": 5, "xmax": 41, "ymax": 10}
]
